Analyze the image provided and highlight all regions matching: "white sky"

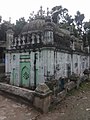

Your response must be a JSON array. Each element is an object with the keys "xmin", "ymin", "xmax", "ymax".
[{"xmin": 0, "ymin": 0, "xmax": 90, "ymax": 23}]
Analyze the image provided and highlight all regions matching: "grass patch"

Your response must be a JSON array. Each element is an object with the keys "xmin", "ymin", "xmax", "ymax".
[
  {"xmin": 79, "ymin": 81, "xmax": 90, "ymax": 91},
  {"xmin": 67, "ymin": 82, "xmax": 90, "ymax": 96},
  {"xmin": 66, "ymin": 88, "xmax": 78, "ymax": 96}
]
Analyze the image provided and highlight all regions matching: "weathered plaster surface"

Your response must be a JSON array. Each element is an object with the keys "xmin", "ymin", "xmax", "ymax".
[{"xmin": 5, "ymin": 48, "xmax": 90, "ymax": 87}]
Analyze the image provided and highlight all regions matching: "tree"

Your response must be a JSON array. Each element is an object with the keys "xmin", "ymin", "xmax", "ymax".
[
  {"xmin": 0, "ymin": 20, "xmax": 12, "ymax": 41},
  {"xmin": 0, "ymin": 16, "xmax": 2, "ymax": 23},
  {"xmin": 28, "ymin": 11, "xmax": 35, "ymax": 22},
  {"xmin": 51, "ymin": 5, "xmax": 68, "ymax": 24},
  {"xmin": 75, "ymin": 11, "xmax": 85, "ymax": 27},
  {"xmin": 14, "ymin": 17, "xmax": 27, "ymax": 37},
  {"xmin": 83, "ymin": 21, "xmax": 90, "ymax": 46},
  {"xmin": 74, "ymin": 11, "xmax": 85, "ymax": 37},
  {"xmin": 84, "ymin": 21, "xmax": 90, "ymax": 32},
  {"xmin": 64, "ymin": 13, "xmax": 73, "ymax": 25}
]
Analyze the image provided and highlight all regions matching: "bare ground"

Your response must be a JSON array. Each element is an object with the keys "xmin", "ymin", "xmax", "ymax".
[{"xmin": 0, "ymin": 82, "xmax": 90, "ymax": 120}]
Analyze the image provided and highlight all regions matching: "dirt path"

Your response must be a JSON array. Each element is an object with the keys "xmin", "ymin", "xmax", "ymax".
[
  {"xmin": 38, "ymin": 82, "xmax": 90, "ymax": 120},
  {"xmin": 0, "ymin": 82, "xmax": 90, "ymax": 120},
  {"xmin": 0, "ymin": 92, "xmax": 40, "ymax": 120}
]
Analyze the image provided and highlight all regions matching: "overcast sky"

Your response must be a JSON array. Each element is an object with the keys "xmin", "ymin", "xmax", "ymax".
[{"xmin": 0, "ymin": 0, "xmax": 90, "ymax": 23}]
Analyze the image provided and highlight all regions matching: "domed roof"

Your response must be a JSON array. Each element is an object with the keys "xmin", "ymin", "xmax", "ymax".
[
  {"xmin": 22, "ymin": 19, "xmax": 45, "ymax": 33},
  {"xmin": 21, "ymin": 18, "xmax": 70, "ymax": 37}
]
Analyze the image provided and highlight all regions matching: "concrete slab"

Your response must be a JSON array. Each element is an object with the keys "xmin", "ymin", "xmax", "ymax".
[{"xmin": 0, "ymin": 83, "xmax": 35, "ymax": 102}]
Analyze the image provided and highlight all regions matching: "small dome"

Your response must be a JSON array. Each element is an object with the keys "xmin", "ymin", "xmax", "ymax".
[{"xmin": 21, "ymin": 19, "xmax": 45, "ymax": 33}]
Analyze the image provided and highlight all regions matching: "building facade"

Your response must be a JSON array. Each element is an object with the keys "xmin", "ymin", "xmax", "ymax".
[{"xmin": 5, "ymin": 10, "xmax": 90, "ymax": 88}]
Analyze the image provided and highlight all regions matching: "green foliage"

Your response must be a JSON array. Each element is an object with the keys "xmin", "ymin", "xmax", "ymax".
[
  {"xmin": 14, "ymin": 17, "xmax": 27, "ymax": 37},
  {"xmin": 0, "ymin": 16, "xmax": 2, "ymax": 23},
  {"xmin": 64, "ymin": 13, "xmax": 74, "ymax": 25},
  {"xmin": 79, "ymin": 82, "xmax": 90, "ymax": 91},
  {"xmin": 74, "ymin": 11, "xmax": 85, "ymax": 38},
  {"xmin": 0, "ymin": 20, "xmax": 11, "ymax": 41},
  {"xmin": 0, "ymin": 17, "xmax": 27, "ymax": 41},
  {"xmin": 67, "ymin": 82, "xmax": 90, "ymax": 96},
  {"xmin": 51, "ymin": 6, "xmax": 85, "ymax": 39},
  {"xmin": 84, "ymin": 21, "xmax": 90, "ymax": 31},
  {"xmin": 51, "ymin": 5, "xmax": 68, "ymax": 24},
  {"xmin": 75, "ymin": 11, "xmax": 85, "ymax": 28},
  {"xmin": 28, "ymin": 11, "xmax": 35, "ymax": 22},
  {"xmin": 0, "ymin": 5, "xmax": 88, "ymax": 42},
  {"xmin": 83, "ymin": 21, "xmax": 90, "ymax": 46}
]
